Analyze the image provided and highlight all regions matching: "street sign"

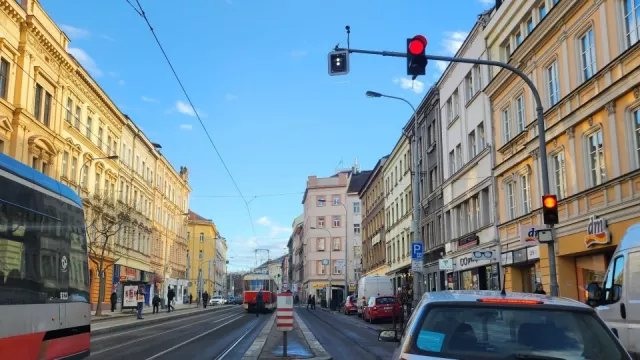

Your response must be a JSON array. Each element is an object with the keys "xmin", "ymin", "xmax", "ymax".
[
  {"xmin": 411, "ymin": 259, "xmax": 423, "ymax": 273},
  {"xmin": 276, "ymin": 292, "xmax": 294, "ymax": 332},
  {"xmin": 322, "ymin": 259, "xmax": 329, "ymax": 266},
  {"xmin": 438, "ymin": 259, "xmax": 453, "ymax": 271},
  {"xmin": 411, "ymin": 242, "xmax": 424, "ymax": 260}
]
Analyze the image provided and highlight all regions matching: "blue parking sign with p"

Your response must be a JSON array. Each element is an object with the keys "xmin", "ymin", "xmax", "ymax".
[{"xmin": 411, "ymin": 242, "xmax": 424, "ymax": 259}]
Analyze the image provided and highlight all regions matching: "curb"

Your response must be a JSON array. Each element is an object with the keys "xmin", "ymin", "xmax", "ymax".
[
  {"xmin": 241, "ymin": 313, "xmax": 276, "ymax": 360},
  {"xmin": 294, "ymin": 311, "xmax": 332, "ymax": 360},
  {"xmin": 91, "ymin": 305, "xmax": 197, "ymax": 323},
  {"xmin": 91, "ymin": 306, "xmax": 227, "ymax": 335}
]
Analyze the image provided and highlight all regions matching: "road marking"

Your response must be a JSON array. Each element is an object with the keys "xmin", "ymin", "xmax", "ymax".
[
  {"xmin": 92, "ymin": 306, "xmax": 236, "ymax": 340},
  {"xmin": 145, "ymin": 315, "xmax": 245, "ymax": 360},
  {"xmin": 91, "ymin": 310, "xmax": 243, "ymax": 355},
  {"xmin": 214, "ymin": 319, "xmax": 261, "ymax": 360}
]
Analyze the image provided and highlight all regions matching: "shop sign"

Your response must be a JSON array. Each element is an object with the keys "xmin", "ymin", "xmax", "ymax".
[
  {"xmin": 454, "ymin": 247, "xmax": 498, "ymax": 272},
  {"xmin": 585, "ymin": 215, "xmax": 611, "ymax": 248},
  {"xmin": 124, "ymin": 267, "xmax": 138, "ymax": 281},
  {"xmin": 438, "ymin": 259, "xmax": 453, "ymax": 271},
  {"xmin": 527, "ymin": 246, "xmax": 540, "ymax": 260},
  {"xmin": 501, "ymin": 252, "xmax": 513, "ymax": 265},
  {"xmin": 457, "ymin": 235, "xmax": 479, "ymax": 250},
  {"xmin": 312, "ymin": 283, "xmax": 329, "ymax": 289},
  {"xmin": 519, "ymin": 225, "xmax": 546, "ymax": 246}
]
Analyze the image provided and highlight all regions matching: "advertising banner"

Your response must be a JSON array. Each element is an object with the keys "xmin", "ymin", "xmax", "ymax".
[{"xmin": 123, "ymin": 285, "xmax": 138, "ymax": 308}]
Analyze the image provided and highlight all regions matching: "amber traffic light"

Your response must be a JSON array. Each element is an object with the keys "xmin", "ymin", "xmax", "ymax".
[{"xmin": 542, "ymin": 194, "xmax": 559, "ymax": 225}]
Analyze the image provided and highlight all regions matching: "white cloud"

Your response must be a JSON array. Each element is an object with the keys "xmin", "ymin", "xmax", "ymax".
[
  {"xmin": 393, "ymin": 77, "xmax": 425, "ymax": 94},
  {"xmin": 60, "ymin": 24, "xmax": 90, "ymax": 40},
  {"xmin": 442, "ymin": 31, "xmax": 469, "ymax": 55},
  {"xmin": 256, "ymin": 216, "xmax": 292, "ymax": 238},
  {"xmin": 224, "ymin": 93, "xmax": 238, "ymax": 101},
  {"xmin": 257, "ymin": 216, "xmax": 272, "ymax": 226},
  {"xmin": 179, "ymin": 124, "xmax": 193, "ymax": 130},
  {"xmin": 478, "ymin": 0, "xmax": 493, "ymax": 6},
  {"xmin": 434, "ymin": 60, "xmax": 448, "ymax": 73},
  {"xmin": 291, "ymin": 49, "xmax": 308, "ymax": 57},
  {"xmin": 117, "ymin": 79, "xmax": 125, "ymax": 86},
  {"xmin": 142, "ymin": 96, "xmax": 159, "ymax": 103},
  {"xmin": 101, "ymin": 34, "xmax": 115, "ymax": 42},
  {"xmin": 175, "ymin": 101, "xmax": 206, "ymax": 117},
  {"xmin": 68, "ymin": 48, "xmax": 103, "ymax": 77}
]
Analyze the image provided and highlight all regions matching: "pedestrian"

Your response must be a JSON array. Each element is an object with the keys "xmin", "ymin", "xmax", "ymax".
[
  {"xmin": 534, "ymin": 283, "xmax": 546, "ymax": 295},
  {"xmin": 110, "ymin": 291, "xmax": 117, "ymax": 312},
  {"xmin": 203, "ymin": 291, "xmax": 209, "ymax": 308},
  {"xmin": 256, "ymin": 289, "xmax": 264, "ymax": 317},
  {"xmin": 306, "ymin": 295, "xmax": 312, "ymax": 309},
  {"xmin": 136, "ymin": 285, "xmax": 145, "ymax": 320},
  {"xmin": 189, "ymin": 293, "xmax": 193, "ymax": 305},
  {"xmin": 311, "ymin": 295, "xmax": 316, "ymax": 309},
  {"xmin": 152, "ymin": 293, "xmax": 160, "ymax": 313},
  {"xmin": 167, "ymin": 286, "xmax": 175, "ymax": 313}
]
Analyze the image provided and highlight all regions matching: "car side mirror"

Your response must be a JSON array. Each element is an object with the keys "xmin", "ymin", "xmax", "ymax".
[
  {"xmin": 586, "ymin": 282, "xmax": 602, "ymax": 303},
  {"xmin": 378, "ymin": 329, "xmax": 399, "ymax": 342}
]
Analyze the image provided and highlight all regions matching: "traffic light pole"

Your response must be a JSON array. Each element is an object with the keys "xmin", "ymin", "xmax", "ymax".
[{"xmin": 334, "ymin": 46, "xmax": 559, "ymax": 297}]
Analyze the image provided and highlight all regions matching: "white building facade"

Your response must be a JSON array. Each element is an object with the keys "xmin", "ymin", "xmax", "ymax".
[
  {"xmin": 439, "ymin": 13, "xmax": 500, "ymax": 291},
  {"xmin": 383, "ymin": 136, "xmax": 413, "ymax": 291}
]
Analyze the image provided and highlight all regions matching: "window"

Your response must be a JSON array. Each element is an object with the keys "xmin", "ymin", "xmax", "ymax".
[
  {"xmin": 465, "ymin": 72, "xmax": 473, "ymax": 102},
  {"xmin": 504, "ymin": 43, "xmax": 511, "ymax": 60},
  {"xmin": 97, "ymin": 127, "xmax": 103, "ymax": 150},
  {"xmin": 332, "ymin": 195, "xmax": 340, "ymax": 205},
  {"xmin": 43, "ymin": 92, "xmax": 52, "ymax": 127},
  {"xmin": 446, "ymin": 98, "xmax": 453, "ymax": 123},
  {"xmin": 333, "ymin": 260, "xmax": 342, "ymax": 275},
  {"xmin": 81, "ymin": 166, "xmax": 88, "ymax": 189},
  {"xmin": 455, "ymin": 144, "xmax": 462, "ymax": 169},
  {"xmin": 74, "ymin": 106, "xmax": 81, "ymax": 129},
  {"xmin": 107, "ymin": 135, "xmax": 112, "ymax": 154},
  {"xmin": 61, "ymin": 151, "xmax": 69, "ymax": 178},
  {"xmin": 603, "ymin": 255, "xmax": 625, "ymax": 304},
  {"xmin": 477, "ymin": 123, "xmax": 486, "ymax": 151},
  {"xmin": 34, "ymin": 84, "xmax": 42, "ymax": 120},
  {"xmin": 110, "ymin": 182, "xmax": 115, "ymax": 201},
  {"xmin": 547, "ymin": 61, "xmax": 559, "ymax": 106},
  {"xmin": 468, "ymin": 130, "xmax": 477, "ymax": 159},
  {"xmin": 86, "ymin": 116, "xmax": 92, "ymax": 138},
  {"xmin": 624, "ymin": 0, "xmax": 640, "ymax": 47},
  {"xmin": 94, "ymin": 172, "xmax": 101, "ymax": 193},
  {"xmin": 473, "ymin": 65, "xmax": 482, "ymax": 93},
  {"xmin": 354, "ymin": 224, "xmax": 361, "ymax": 234},
  {"xmin": 316, "ymin": 196, "xmax": 325, "ymax": 206},
  {"xmin": 520, "ymin": 173, "xmax": 531, "ymax": 215},
  {"xmin": 580, "ymin": 29, "xmax": 597, "ymax": 81},
  {"xmin": 430, "ymin": 167, "xmax": 437, "ymax": 192},
  {"xmin": 429, "ymin": 124, "xmax": 436, "ymax": 146},
  {"xmin": 199, "ymin": 232, "xmax": 204, "ymax": 242},
  {"xmin": 515, "ymin": 31, "xmax": 522, "ymax": 46},
  {"xmin": 199, "ymin": 250, "xmax": 203, "ymax": 260},
  {"xmin": 316, "ymin": 238, "xmax": 325, "ymax": 251},
  {"xmin": 70, "ymin": 157, "xmax": 77, "ymax": 182},
  {"xmin": 587, "ymin": 129, "xmax": 606, "ymax": 186},
  {"xmin": 506, "ymin": 182, "xmax": 516, "ymax": 220},
  {"xmin": 332, "ymin": 237, "xmax": 341, "ymax": 251},
  {"xmin": 317, "ymin": 261, "xmax": 326, "ymax": 275},
  {"xmin": 332, "ymin": 216, "xmax": 341, "ymax": 227},
  {"xmin": 0, "ymin": 59, "xmax": 8, "ymax": 99},
  {"xmin": 502, "ymin": 108, "xmax": 511, "ymax": 144},
  {"xmin": 552, "ymin": 151, "xmax": 567, "ymax": 199},
  {"xmin": 317, "ymin": 216, "xmax": 325, "ymax": 228},
  {"xmin": 516, "ymin": 95, "xmax": 525, "ymax": 132},
  {"xmin": 449, "ymin": 150, "xmax": 455, "ymax": 175},
  {"xmin": 353, "ymin": 201, "xmax": 360, "ymax": 214},
  {"xmin": 452, "ymin": 90, "xmax": 459, "ymax": 118},
  {"xmin": 527, "ymin": 17, "xmax": 534, "ymax": 34},
  {"xmin": 66, "ymin": 98, "xmax": 73, "ymax": 122},
  {"xmin": 539, "ymin": 4, "xmax": 547, "ymax": 19}
]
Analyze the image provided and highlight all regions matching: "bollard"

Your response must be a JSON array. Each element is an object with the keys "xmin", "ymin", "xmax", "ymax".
[
  {"xmin": 276, "ymin": 292, "xmax": 293, "ymax": 356},
  {"xmin": 283, "ymin": 331, "xmax": 288, "ymax": 357}
]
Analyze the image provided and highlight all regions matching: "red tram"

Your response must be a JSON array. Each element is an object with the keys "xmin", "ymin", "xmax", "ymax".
[{"xmin": 242, "ymin": 273, "xmax": 278, "ymax": 313}]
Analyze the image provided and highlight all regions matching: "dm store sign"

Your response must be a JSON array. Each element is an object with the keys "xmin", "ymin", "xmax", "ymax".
[{"xmin": 584, "ymin": 215, "xmax": 610, "ymax": 248}]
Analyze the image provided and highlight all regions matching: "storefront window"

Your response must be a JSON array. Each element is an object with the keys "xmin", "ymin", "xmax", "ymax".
[
  {"xmin": 576, "ymin": 254, "xmax": 608, "ymax": 303},
  {"xmin": 521, "ymin": 265, "xmax": 536, "ymax": 293}
]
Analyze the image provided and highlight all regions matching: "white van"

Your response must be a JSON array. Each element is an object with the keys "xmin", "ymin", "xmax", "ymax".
[
  {"xmin": 357, "ymin": 275, "xmax": 394, "ymax": 316},
  {"xmin": 588, "ymin": 222, "xmax": 640, "ymax": 359}
]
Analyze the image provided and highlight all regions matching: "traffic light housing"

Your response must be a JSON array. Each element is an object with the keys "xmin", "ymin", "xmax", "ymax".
[
  {"xmin": 407, "ymin": 35, "xmax": 428, "ymax": 79},
  {"xmin": 328, "ymin": 50, "xmax": 349, "ymax": 76},
  {"xmin": 542, "ymin": 194, "xmax": 559, "ymax": 225}
]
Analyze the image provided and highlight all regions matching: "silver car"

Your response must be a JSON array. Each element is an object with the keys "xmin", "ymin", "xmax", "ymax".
[{"xmin": 378, "ymin": 290, "xmax": 631, "ymax": 359}]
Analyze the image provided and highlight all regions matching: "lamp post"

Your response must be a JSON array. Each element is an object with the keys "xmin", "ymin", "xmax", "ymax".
[
  {"xmin": 162, "ymin": 211, "xmax": 189, "ymax": 308},
  {"xmin": 366, "ymin": 90, "xmax": 423, "ymax": 308},
  {"xmin": 77, "ymin": 155, "xmax": 119, "ymax": 193},
  {"xmin": 311, "ymin": 226, "xmax": 333, "ymax": 307}
]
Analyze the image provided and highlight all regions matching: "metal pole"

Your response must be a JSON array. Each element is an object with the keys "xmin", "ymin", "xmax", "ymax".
[
  {"xmin": 338, "ymin": 47, "xmax": 558, "ymax": 297},
  {"xmin": 162, "ymin": 214, "xmax": 170, "ymax": 309},
  {"xmin": 283, "ymin": 332, "xmax": 288, "ymax": 357}
]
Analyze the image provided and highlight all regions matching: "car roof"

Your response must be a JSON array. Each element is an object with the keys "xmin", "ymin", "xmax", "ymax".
[{"xmin": 420, "ymin": 290, "xmax": 591, "ymax": 309}]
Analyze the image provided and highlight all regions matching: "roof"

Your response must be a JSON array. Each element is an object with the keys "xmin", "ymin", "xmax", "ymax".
[
  {"xmin": 188, "ymin": 210, "xmax": 211, "ymax": 222},
  {"xmin": 358, "ymin": 155, "xmax": 389, "ymax": 197},
  {"xmin": 0, "ymin": 152, "xmax": 82, "ymax": 207},
  {"xmin": 420, "ymin": 290, "xmax": 590, "ymax": 309},
  {"xmin": 347, "ymin": 170, "xmax": 373, "ymax": 193}
]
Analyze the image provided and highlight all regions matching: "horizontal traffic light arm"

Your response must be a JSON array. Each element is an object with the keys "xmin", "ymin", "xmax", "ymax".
[{"xmin": 334, "ymin": 44, "xmax": 552, "ymax": 197}]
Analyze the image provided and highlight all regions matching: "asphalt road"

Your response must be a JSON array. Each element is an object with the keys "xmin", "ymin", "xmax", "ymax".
[
  {"xmin": 296, "ymin": 307, "xmax": 399, "ymax": 360},
  {"xmin": 90, "ymin": 306, "xmax": 271, "ymax": 360}
]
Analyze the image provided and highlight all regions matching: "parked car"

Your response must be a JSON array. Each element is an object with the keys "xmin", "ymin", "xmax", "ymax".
[
  {"xmin": 233, "ymin": 296, "xmax": 243, "ymax": 305},
  {"xmin": 209, "ymin": 295, "xmax": 225, "ymax": 306},
  {"xmin": 378, "ymin": 290, "xmax": 631, "ymax": 360},
  {"xmin": 362, "ymin": 295, "xmax": 401, "ymax": 323},
  {"xmin": 343, "ymin": 295, "xmax": 358, "ymax": 315}
]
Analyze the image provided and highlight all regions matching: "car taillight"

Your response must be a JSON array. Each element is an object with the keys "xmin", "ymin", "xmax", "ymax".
[{"xmin": 477, "ymin": 298, "xmax": 543, "ymax": 305}]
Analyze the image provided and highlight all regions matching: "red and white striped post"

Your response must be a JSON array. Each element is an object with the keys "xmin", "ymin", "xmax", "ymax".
[{"xmin": 276, "ymin": 292, "xmax": 294, "ymax": 356}]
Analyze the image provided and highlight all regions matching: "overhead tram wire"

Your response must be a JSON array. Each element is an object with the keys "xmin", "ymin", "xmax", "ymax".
[
  {"xmin": 125, "ymin": 0, "xmax": 257, "ymax": 237},
  {"xmin": 191, "ymin": 192, "xmax": 305, "ymax": 199}
]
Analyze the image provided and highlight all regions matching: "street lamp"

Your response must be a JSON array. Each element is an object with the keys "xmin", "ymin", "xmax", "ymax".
[
  {"xmin": 162, "ymin": 211, "xmax": 189, "ymax": 307},
  {"xmin": 366, "ymin": 90, "xmax": 423, "ymax": 308},
  {"xmin": 77, "ymin": 155, "xmax": 119, "ymax": 193},
  {"xmin": 317, "ymin": 197, "xmax": 349, "ymax": 301},
  {"xmin": 310, "ymin": 226, "xmax": 333, "ymax": 306}
]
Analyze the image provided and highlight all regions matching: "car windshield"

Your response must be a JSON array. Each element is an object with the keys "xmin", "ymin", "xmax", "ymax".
[
  {"xmin": 412, "ymin": 304, "xmax": 625, "ymax": 360},
  {"xmin": 376, "ymin": 297, "xmax": 396, "ymax": 305}
]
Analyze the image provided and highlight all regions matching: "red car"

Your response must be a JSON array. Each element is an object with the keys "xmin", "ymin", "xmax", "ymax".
[
  {"xmin": 363, "ymin": 296, "xmax": 401, "ymax": 323},
  {"xmin": 343, "ymin": 295, "xmax": 358, "ymax": 315}
]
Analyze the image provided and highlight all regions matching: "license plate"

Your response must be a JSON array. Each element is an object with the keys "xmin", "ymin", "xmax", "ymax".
[{"xmin": 384, "ymin": 306, "xmax": 392, "ymax": 310}]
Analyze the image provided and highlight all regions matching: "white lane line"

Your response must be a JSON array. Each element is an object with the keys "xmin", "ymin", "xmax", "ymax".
[
  {"xmin": 91, "ymin": 310, "xmax": 243, "ymax": 355},
  {"xmin": 214, "ymin": 320, "xmax": 261, "ymax": 360},
  {"xmin": 93, "ymin": 306, "xmax": 235, "ymax": 340},
  {"xmin": 145, "ymin": 315, "xmax": 245, "ymax": 360}
]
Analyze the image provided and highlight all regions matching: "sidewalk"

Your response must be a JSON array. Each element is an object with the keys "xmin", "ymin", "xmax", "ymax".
[
  {"xmin": 91, "ymin": 303, "xmax": 199, "ymax": 323},
  {"xmin": 91, "ymin": 304, "xmax": 229, "ymax": 336},
  {"xmin": 242, "ymin": 311, "xmax": 331, "ymax": 360}
]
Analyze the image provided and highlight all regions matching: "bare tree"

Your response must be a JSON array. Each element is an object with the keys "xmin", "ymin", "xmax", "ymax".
[{"xmin": 85, "ymin": 193, "xmax": 133, "ymax": 316}]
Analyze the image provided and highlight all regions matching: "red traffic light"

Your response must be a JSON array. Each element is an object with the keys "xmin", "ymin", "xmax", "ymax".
[
  {"xmin": 408, "ymin": 35, "xmax": 427, "ymax": 55},
  {"xmin": 542, "ymin": 195, "xmax": 558, "ymax": 209}
]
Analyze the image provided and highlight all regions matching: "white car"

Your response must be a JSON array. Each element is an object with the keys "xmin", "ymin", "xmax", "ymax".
[{"xmin": 209, "ymin": 295, "xmax": 225, "ymax": 306}]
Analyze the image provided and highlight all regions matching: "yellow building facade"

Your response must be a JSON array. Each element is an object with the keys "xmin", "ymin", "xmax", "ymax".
[
  {"xmin": 485, "ymin": 0, "xmax": 640, "ymax": 300},
  {"xmin": 0, "ymin": 0, "xmax": 191, "ymax": 309},
  {"xmin": 186, "ymin": 211, "xmax": 218, "ymax": 300}
]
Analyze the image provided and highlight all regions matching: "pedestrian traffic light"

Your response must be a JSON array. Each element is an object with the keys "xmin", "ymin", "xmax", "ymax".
[
  {"xmin": 407, "ymin": 35, "xmax": 428, "ymax": 80},
  {"xmin": 542, "ymin": 194, "xmax": 559, "ymax": 225},
  {"xmin": 328, "ymin": 50, "xmax": 349, "ymax": 76}
]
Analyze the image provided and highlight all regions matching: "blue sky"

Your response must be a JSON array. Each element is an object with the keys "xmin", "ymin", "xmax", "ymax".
[{"xmin": 43, "ymin": 0, "xmax": 493, "ymax": 271}]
